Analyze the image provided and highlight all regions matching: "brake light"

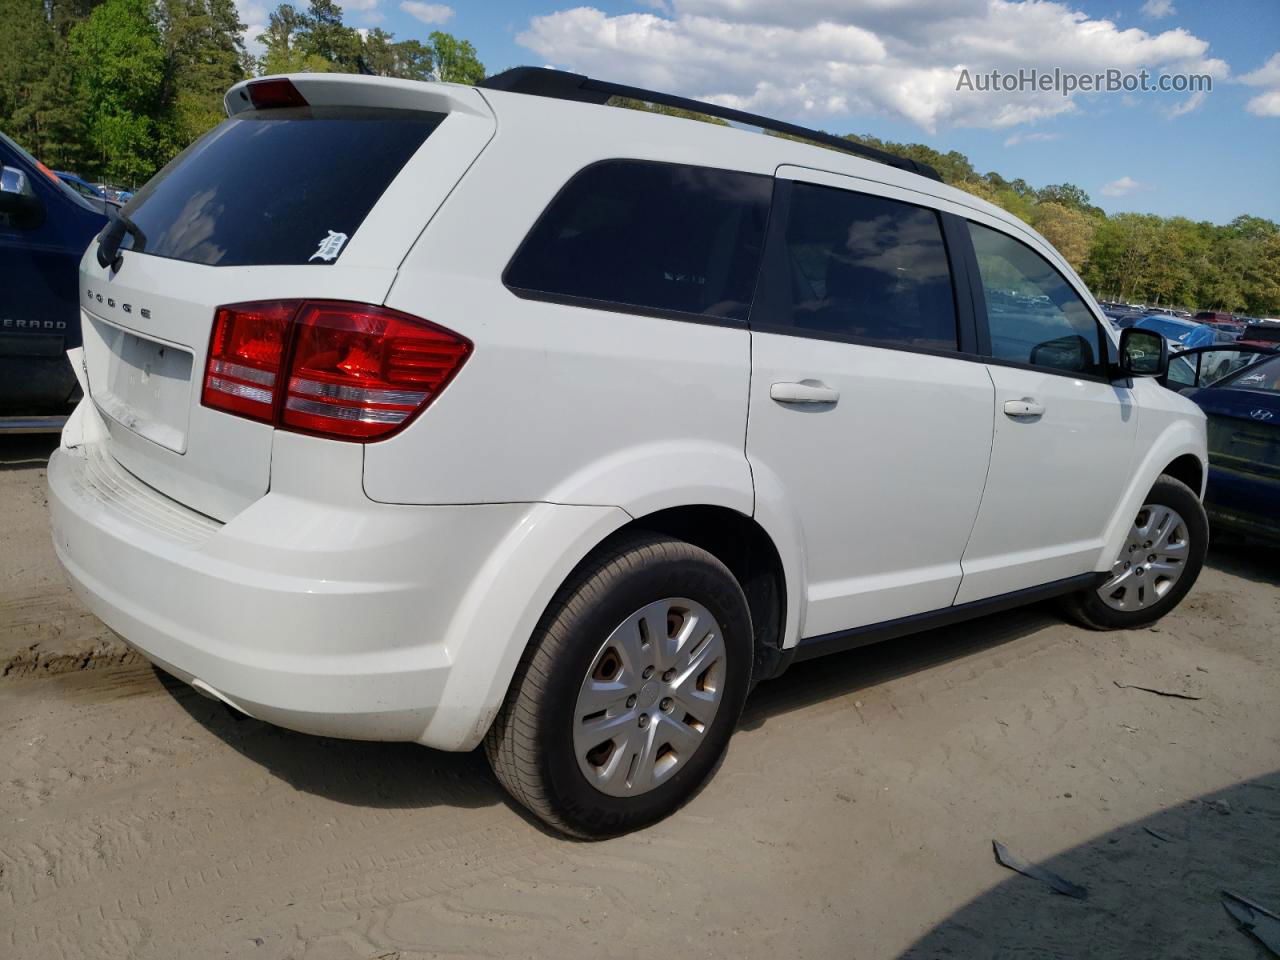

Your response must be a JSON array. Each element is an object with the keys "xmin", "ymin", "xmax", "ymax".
[
  {"xmin": 202, "ymin": 300, "xmax": 471, "ymax": 441},
  {"xmin": 202, "ymin": 301, "xmax": 294, "ymax": 422},
  {"xmin": 247, "ymin": 78, "xmax": 308, "ymax": 110}
]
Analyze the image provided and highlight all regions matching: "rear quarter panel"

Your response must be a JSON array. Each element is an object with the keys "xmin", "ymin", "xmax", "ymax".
[{"xmin": 364, "ymin": 96, "xmax": 757, "ymax": 514}]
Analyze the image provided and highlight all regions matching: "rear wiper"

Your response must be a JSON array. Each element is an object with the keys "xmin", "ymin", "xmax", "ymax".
[{"xmin": 96, "ymin": 209, "xmax": 147, "ymax": 270}]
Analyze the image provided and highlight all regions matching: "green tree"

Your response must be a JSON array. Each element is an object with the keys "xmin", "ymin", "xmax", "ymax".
[
  {"xmin": 69, "ymin": 0, "xmax": 167, "ymax": 182},
  {"xmin": 298, "ymin": 0, "xmax": 360, "ymax": 71},
  {"xmin": 260, "ymin": 3, "xmax": 331, "ymax": 73},
  {"xmin": 391, "ymin": 38, "xmax": 434, "ymax": 81},
  {"xmin": 157, "ymin": 0, "xmax": 247, "ymax": 153},
  {"xmin": 0, "ymin": 0, "xmax": 88, "ymax": 167},
  {"xmin": 1030, "ymin": 202, "xmax": 1096, "ymax": 270},
  {"xmin": 428, "ymin": 31, "xmax": 484, "ymax": 84}
]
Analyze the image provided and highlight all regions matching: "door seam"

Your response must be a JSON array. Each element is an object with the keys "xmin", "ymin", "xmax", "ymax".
[{"xmin": 951, "ymin": 364, "xmax": 999, "ymax": 605}]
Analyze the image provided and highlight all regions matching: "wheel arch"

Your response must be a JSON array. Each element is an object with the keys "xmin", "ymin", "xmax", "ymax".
[
  {"xmin": 1161, "ymin": 453, "xmax": 1205, "ymax": 499},
  {"xmin": 621, "ymin": 505, "xmax": 792, "ymax": 681},
  {"xmin": 1095, "ymin": 418, "xmax": 1208, "ymax": 574}
]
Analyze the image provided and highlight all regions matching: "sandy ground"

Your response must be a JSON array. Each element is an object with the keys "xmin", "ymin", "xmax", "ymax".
[{"xmin": 1, "ymin": 435, "xmax": 1278, "ymax": 960}]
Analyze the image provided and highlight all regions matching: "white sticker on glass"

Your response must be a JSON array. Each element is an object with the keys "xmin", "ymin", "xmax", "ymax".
[{"xmin": 309, "ymin": 230, "xmax": 348, "ymax": 263}]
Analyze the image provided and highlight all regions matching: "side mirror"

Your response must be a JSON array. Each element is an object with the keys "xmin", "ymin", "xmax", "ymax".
[
  {"xmin": 1030, "ymin": 334, "xmax": 1094, "ymax": 373},
  {"xmin": 1118, "ymin": 327, "xmax": 1168, "ymax": 378},
  {"xmin": 0, "ymin": 164, "xmax": 44, "ymax": 227}
]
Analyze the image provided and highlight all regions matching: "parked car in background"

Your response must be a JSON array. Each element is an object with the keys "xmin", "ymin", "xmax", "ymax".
[
  {"xmin": 93, "ymin": 183, "xmax": 134, "ymax": 205},
  {"xmin": 1180, "ymin": 354, "xmax": 1280, "ymax": 545},
  {"xmin": 54, "ymin": 171, "xmax": 118, "ymax": 209},
  {"xmin": 1204, "ymin": 322, "xmax": 1244, "ymax": 343},
  {"xmin": 48, "ymin": 68, "xmax": 1209, "ymax": 838},
  {"xmin": 1102, "ymin": 305, "xmax": 1144, "ymax": 329},
  {"xmin": 1134, "ymin": 313, "xmax": 1217, "ymax": 350},
  {"xmin": 1239, "ymin": 323, "xmax": 1280, "ymax": 350},
  {"xmin": 1, "ymin": 132, "xmax": 108, "ymax": 429}
]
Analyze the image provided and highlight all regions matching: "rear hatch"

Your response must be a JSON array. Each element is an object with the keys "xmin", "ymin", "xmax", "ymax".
[{"xmin": 78, "ymin": 75, "xmax": 495, "ymax": 520}]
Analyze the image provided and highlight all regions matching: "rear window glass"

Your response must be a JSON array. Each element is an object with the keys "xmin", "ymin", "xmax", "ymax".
[
  {"xmin": 504, "ymin": 160, "xmax": 771, "ymax": 322},
  {"xmin": 120, "ymin": 106, "xmax": 443, "ymax": 267}
]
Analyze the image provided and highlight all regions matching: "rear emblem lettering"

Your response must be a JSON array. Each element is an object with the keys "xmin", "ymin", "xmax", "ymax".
[
  {"xmin": 141, "ymin": 308, "xmax": 151, "ymax": 319},
  {"xmin": 308, "ymin": 230, "xmax": 348, "ymax": 263}
]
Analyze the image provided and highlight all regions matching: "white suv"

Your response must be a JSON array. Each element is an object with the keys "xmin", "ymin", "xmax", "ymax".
[{"xmin": 49, "ymin": 68, "xmax": 1209, "ymax": 837}]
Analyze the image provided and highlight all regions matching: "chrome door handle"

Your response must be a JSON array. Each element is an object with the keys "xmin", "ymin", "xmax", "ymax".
[
  {"xmin": 1003, "ymin": 398, "xmax": 1045, "ymax": 418},
  {"xmin": 770, "ymin": 381, "xmax": 839, "ymax": 405}
]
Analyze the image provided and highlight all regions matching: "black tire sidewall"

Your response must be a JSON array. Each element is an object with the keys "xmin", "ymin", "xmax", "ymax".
[
  {"xmin": 536, "ymin": 547, "xmax": 753, "ymax": 837},
  {"xmin": 1078, "ymin": 476, "xmax": 1208, "ymax": 629}
]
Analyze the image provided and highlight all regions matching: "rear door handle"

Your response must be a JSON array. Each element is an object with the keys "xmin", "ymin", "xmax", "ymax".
[
  {"xmin": 1003, "ymin": 398, "xmax": 1045, "ymax": 418},
  {"xmin": 770, "ymin": 381, "xmax": 839, "ymax": 405}
]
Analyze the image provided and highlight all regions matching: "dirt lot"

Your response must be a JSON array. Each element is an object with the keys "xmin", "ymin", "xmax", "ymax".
[{"xmin": 2, "ymin": 435, "xmax": 1278, "ymax": 960}]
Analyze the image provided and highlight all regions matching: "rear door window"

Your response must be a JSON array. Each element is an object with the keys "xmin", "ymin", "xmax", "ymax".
[
  {"xmin": 121, "ymin": 107, "xmax": 443, "ymax": 267},
  {"xmin": 759, "ymin": 182, "xmax": 959, "ymax": 351},
  {"xmin": 504, "ymin": 160, "xmax": 771, "ymax": 322}
]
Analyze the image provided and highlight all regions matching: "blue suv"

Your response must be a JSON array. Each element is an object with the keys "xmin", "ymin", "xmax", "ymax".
[{"xmin": 1, "ymin": 132, "xmax": 108, "ymax": 429}]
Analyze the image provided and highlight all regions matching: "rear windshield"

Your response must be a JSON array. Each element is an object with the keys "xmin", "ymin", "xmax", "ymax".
[{"xmin": 120, "ymin": 106, "xmax": 443, "ymax": 267}]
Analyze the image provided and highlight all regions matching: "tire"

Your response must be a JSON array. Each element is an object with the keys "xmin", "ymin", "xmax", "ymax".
[
  {"xmin": 1063, "ymin": 475, "xmax": 1207, "ymax": 630},
  {"xmin": 485, "ymin": 531, "xmax": 753, "ymax": 839}
]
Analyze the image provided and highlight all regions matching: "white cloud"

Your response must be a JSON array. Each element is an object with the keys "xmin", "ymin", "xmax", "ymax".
[
  {"xmin": 637, "ymin": 0, "xmax": 673, "ymax": 12},
  {"xmin": 1140, "ymin": 0, "xmax": 1175, "ymax": 18},
  {"xmin": 1100, "ymin": 175, "xmax": 1150, "ymax": 197},
  {"xmin": 234, "ymin": 0, "xmax": 269, "ymax": 59},
  {"xmin": 1240, "ymin": 51, "xmax": 1280, "ymax": 117},
  {"xmin": 517, "ymin": 0, "xmax": 1229, "ymax": 133},
  {"xmin": 400, "ymin": 1, "xmax": 453, "ymax": 24},
  {"xmin": 1003, "ymin": 131, "xmax": 1062, "ymax": 146},
  {"xmin": 1246, "ymin": 89, "xmax": 1280, "ymax": 116},
  {"xmin": 344, "ymin": 0, "xmax": 381, "ymax": 10},
  {"xmin": 1164, "ymin": 88, "xmax": 1204, "ymax": 117}
]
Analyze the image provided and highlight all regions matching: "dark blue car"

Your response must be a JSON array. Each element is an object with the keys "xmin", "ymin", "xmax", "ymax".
[
  {"xmin": 1182, "ymin": 354, "xmax": 1280, "ymax": 544},
  {"xmin": 0, "ymin": 132, "xmax": 109, "ymax": 429}
]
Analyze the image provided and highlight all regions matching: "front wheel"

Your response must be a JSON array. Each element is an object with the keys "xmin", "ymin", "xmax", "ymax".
[
  {"xmin": 485, "ymin": 532, "xmax": 753, "ymax": 838},
  {"xmin": 1063, "ymin": 474, "xmax": 1207, "ymax": 630}
]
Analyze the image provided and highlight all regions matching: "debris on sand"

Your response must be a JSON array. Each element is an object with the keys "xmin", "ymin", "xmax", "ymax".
[
  {"xmin": 1113, "ymin": 681, "xmax": 1202, "ymax": 701},
  {"xmin": 1222, "ymin": 891, "xmax": 1280, "ymax": 956},
  {"xmin": 992, "ymin": 840, "xmax": 1088, "ymax": 900}
]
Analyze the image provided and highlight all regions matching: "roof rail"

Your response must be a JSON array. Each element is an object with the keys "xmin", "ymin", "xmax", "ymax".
[{"xmin": 478, "ymin": 66, "xmax": 943, "ymax": 183}]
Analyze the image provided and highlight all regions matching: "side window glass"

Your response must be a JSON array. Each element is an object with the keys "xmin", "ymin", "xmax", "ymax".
[
  {"xmin": 968, "ymin": 221, "xmax": 1103, "ymax": 375},
  {"xmin": 504, "ymin": 160, "xmax": 771, "ymax": 321},
  {"xmin": 767, "ymin": 182, "xmax": 958, "ymax": 351}
]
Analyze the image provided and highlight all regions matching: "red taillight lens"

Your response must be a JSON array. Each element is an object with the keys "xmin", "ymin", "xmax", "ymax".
[
  {"xmin": 283, "ymin": 302, "xmax": 472, "ymax": 439},
  {"xmin": 247, "ymin": 78, "xmax": 308, "ymax": 110},
  {"xmin": 202, "ymin": 301, "xmax": 295, "ymax": 422},
  {"xmin": 201, "ymin": 300, "xmax": 471, "ymax": 441}
]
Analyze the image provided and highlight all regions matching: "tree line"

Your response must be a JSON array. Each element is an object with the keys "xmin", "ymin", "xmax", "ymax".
[
  {"xmin": 2, "ymin": 0, "xmax": 1275, "ymax": 314},
  {"xmin": 843, "ymin": 134, "xmax": 1280, "ymax": 315},
  {"xmin": 1, "ymin": 0, "xmax": 482, "ymax": 185}
]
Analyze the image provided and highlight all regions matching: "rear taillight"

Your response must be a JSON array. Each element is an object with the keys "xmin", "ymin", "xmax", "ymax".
[
  {"xmin": 202, "ymin": 300, "xmax": 471, "ymax": 441},
  {"xmin": 203, "ymin": 301, "xmax": 294, "ymax": 422}
]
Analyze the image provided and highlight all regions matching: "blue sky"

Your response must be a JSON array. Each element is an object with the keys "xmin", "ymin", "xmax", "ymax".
[{"xmin": 240, "ymin": 0, "xmax": 1280, "ymax": 223}]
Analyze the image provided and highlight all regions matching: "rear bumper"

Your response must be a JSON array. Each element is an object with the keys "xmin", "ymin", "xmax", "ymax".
[{"xmin": 48, "ymin": 410, "xmax": 625, "ymax": 749}]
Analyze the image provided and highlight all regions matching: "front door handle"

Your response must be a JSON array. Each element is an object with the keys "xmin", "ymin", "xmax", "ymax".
[
  {"xmin": 1003, "ymin": 398, "xmax": 1045, "ymax": 418},
  {"xmin": 770, "ymin": 381, "xmax": 839, "ymax": 405}
]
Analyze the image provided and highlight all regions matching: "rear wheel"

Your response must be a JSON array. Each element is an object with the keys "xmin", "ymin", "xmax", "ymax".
[
  {"xmin": 485, "ymin": 532, "xmax": 752, "ymax": 838},
  {"xmin": 1063, "ymin": 475, "xmax": 1207, "ymax": 630}
]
